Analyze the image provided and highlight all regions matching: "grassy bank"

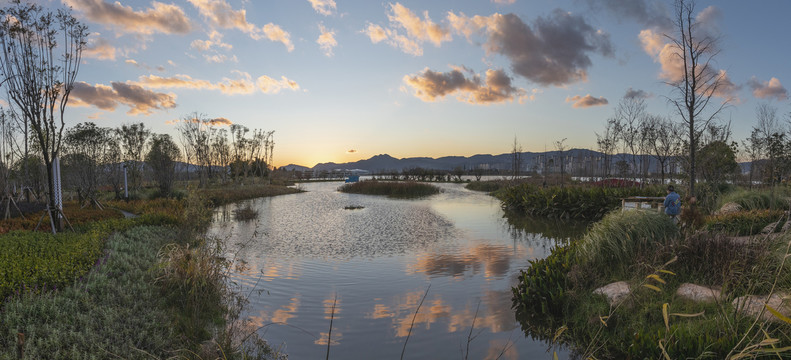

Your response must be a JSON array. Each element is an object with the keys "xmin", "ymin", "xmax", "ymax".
[
  {"xmin": 338, "ymin": 180, "xmax": 440, "ymax": 199},
  {"xmin": 512, "ymin": 197, "xmax": 791, "ymax": 358},
  {"xmin": 0, "ymin": 184, "xmax": 296, "ymax": 358}
]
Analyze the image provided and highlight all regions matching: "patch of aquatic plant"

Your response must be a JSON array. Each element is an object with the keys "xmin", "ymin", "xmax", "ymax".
[
  {"xmin": 156, "ymin": 240, "xmax": 228, "ymax": 342},
  {"xmin": 338, "ymin": 180, "xmax": 441, "ymax": 199},
  {"xmin": 200, "ymin": 184, "xmax": 302, "ymax": 206},
  {"xmin": 576, "ymin": 210, "xmax": 679, "ymax": 273},
  {"xmin": 233, "ymin": 205, "xmax": 259, "ymax": 221},
  {"xmin": 465, "ymin": 180, "xmax": 516, "ymax": 193},
  {"xmin": 717, "ymin": 188, "xmax": 791, "ymax": 211},
  {"xmin": 704, "ymin": 209, "xmax": 785, "ymax": 236},
  {"xmin": 496, "ymin": 184, "xmax": 665, "ymax": 220}
]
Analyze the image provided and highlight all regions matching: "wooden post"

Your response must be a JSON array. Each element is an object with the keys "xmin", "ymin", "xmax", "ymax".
[{"xmin": 17, "ymin": 332, "xmax": 24, "ymax": 359}]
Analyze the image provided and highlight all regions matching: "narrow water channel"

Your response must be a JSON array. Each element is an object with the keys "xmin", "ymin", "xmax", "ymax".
[{"xmin": 209, "ymin": 182, "xmax": 587, "ymax": 359}]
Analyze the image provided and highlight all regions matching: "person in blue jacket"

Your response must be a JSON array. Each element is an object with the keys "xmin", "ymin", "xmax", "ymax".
[{"xmin": 664, "ymin": 185, "xmax": 681, "ymax": 222}]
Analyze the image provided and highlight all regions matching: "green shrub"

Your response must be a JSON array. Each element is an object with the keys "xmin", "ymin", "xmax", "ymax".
[
  {"xmin": 0, "ymin": 226, "xmax": 107, "ymax": 300},
  {"xmin": 496, "ymin": 184, "xmax": 665, "ymax": 220},
  {"xmin": 465, "ymin": 180, "xmax": 514, "ymax": 193},
  {"xmin": 339, "ymin": 180, "xmax": 440, "ymax": 198},
  {"xmin": 716, "ymin": 188, "xmax": 790, "ymax": 211},
  {"xmin": 705, "ymin": 209, "xmax": 785, "ymax": 236}
]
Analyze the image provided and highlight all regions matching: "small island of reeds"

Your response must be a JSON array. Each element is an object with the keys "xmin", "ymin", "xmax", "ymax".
[{"xmin": 338, "ymin": 180, "xmax": 440, "ymax": 199}]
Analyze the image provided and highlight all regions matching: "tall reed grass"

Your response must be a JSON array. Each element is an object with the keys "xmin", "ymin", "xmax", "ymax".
[{"xmin": 576, "ymin": 210, "xmax": 679, "ymax": 270}]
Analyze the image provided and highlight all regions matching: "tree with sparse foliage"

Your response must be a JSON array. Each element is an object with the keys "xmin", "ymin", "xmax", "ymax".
[
  {"xmin": 0, "ymin": 1, "xmax": 88, "ymax": 229},
  {"xmin": 63, "ymin": 122, "xmax": 112, "ymax": 206},
  {"xmin": 665, "ymin": 0, "xmax": 730, "ymax": 197},
  {"xmin": 117, "ymin": 123, "xmax": 150, "ymax": 194},
  {"xmin": 145, "ymin": 134, "xmax": 181, "ymax": 196}
]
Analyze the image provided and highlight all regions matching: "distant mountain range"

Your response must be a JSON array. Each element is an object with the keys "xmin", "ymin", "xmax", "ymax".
[{"xmin": 281, "ymin": 149, "xmax": 688, "ymax": 174}]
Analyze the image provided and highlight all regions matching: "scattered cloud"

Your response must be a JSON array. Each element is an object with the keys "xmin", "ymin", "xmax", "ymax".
[
  {"xmin": 191, "ymin": 30, "xmax": 237, "ymax": 63},
  {"xmin": 713, "ymin": 70, "xmax": 740, "ymax": 101},
  {"xmin": 135, "ymin": 72, "xmax": 300, "ymax": 95},
  {"xmin": 492, "ymin": 0, "xmax": 516, "ymax": 4},
  {"xmin": 388, "ymin": 3, "xmax": 450, "ymax": 47},
  {"xmin": 187, "ymin": 0, "xmax": 294, "ymax": 51},
  {"xmin": 581, "ymin": 0, "xmax": 671, "ymax": 31},
  {"xmin": 448, "ymin": 10, "xmax": 613, "ymax": 86},
  {"xmin": 64, "ymin": 0, "xmax": 192, "ymax": 35},
  {"xmin": 639, "ymin": 28, "xmax": 684, "ymax": 82},
  {"xmin": 166, "ymin": 117, "xmax": 233, "ymax": 126},
  {"xmin": 347, "ymin": 149, "xmax": 357, "ymax": 154},
  {"xmin": 566, "ymin": 94, "xmax": 608, "ymax": 108},
  {"xmin": 363, "ymin": 3, "xmax": 451, "ymax": 56},
  {"xmin": 257, "ymin": 75, "xmax": 301, "ymax": 94},
  {"xmin": 640, "ymin": 28, "xmax": 737, "ymax": 101},
  {"xmin": 209, "ymin": 117, "xmax": 233, "ymax": 126},
  {"xmin": 70, "ymin": 81, "xmax": 177, "ymax": 115},
  {"xmin": 83, "ymin": 35, "xmax": 117, "ymax": 60},
  {"xmin": 317, "ymin": 24, "xmax": 338, "ymax": 57},
  {"xmin": 363, "ymin": 22, "xmax": 422, "ymax": 56},
  {"xmin": 695, "ymin": 5, "xmax": 722, "ymax": 37},
  {"xmin": 624, "ymin": 87, "xmax": 650, "ymax": 99},
  {"xmin": 403, "ymin": 67, "xmax": 525, "ymax": 105},
  {"xmin": 309, "ymin": 0, "xmax": 337, "ymax": 16},
  {"xmin": 749, "ymin": 77, "xmax": 788, "ymax": 101},
  {"xmin": 125, "ymin": 58, "xmax": 167, "ymax": 71}
]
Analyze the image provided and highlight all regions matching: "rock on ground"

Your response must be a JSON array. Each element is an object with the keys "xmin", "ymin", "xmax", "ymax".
[
  {"xmin": 594, "ymin": 281, "xmax": 630, "ymax": 306},
  {"xmin": 732, "ymin": 293, "xmax": 791, "ymax": 322},
  {"xmin": 676, "ymin": 283, "xmax": 721, "ymax": 303},
  {"xmin": 716, "ymin": 202, "xmax": 742, "ymax": 215}
]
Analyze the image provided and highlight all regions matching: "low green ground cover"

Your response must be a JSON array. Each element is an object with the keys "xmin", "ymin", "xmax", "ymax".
[
  {"xmin": 339, "ymin": 180, "xmax": 440, "ymax": 198},
  {"xmin": 0, "ymin": 225, "xmax": 184, "ymax": 358}
]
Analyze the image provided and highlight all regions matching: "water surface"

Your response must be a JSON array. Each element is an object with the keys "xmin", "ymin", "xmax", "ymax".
[{"xmin": 210, "ymin": 182, "xmax": 586, "ymax": 359}]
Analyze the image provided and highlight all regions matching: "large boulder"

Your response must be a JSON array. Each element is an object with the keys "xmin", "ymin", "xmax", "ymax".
[
  {"xmin": 716, "ymin": 202, "xmax": 742, "ymax": 215},
  {"xmin": 594, "ymin": 281, "xmax": 631, "ymax": 306},
  {"xmin": 732, "ymin": 293, "xmax": 791, "ymax": 322},
  {"xmin": 676, "ymin": 283, "xmax": 721, "ymax": 303}
]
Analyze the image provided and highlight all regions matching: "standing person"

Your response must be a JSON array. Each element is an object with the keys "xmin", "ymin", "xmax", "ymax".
[{"xmin": 664, "ymin": 185, "xmax": 681, "ymax": 223}]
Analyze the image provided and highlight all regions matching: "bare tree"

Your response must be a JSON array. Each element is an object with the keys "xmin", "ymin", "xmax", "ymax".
[
  {"xmin": 0, "ymin": 1, "xmax": 88, "ymax": 229},
  {"xmin": 510, "ymin": 136, "xmax": 523, "ymax": 180},
  {"xmin": 554, "ymin": 138, "xmax": 568, "ymax": 187},
  {"xmin": 754, "ymin": 103, "xmax": 780, "ymax": 185},
  {"xmin": 665, "ymin": 0, "xmax": 730, "ymax": 196},
  {"xmin": 644, "ymin": 115, "xmax": 682, "ymax": 184},
  {"xmin": 596, "ymin": 118, "xmax": 619, "ymax": 178},
  {"xmin": 614, "ymin": 96, "xmax": 647, "ymax": 180}
]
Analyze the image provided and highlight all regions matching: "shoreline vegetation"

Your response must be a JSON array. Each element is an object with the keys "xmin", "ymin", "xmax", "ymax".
[
  {"xmin": 478, "ymin": 176, "xmax": 791, "ymax": 358},
  {"xmin": 0, "ymin": 183, "xmax": 297, "ymax": 359},
  {"xmin": 338, "ymin": 180, "xmax": 441, "ymax": 199}
]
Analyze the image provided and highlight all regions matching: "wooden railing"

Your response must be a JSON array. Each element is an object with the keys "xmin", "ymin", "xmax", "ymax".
[{"xmin": 621, "ymin": 196, "xmax": 666, "ymax": 213}]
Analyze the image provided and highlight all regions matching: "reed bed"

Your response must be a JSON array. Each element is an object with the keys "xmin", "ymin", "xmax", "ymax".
[{"xmin": 338, "ymin": 180, "xmax": 440, "ymax": 199}]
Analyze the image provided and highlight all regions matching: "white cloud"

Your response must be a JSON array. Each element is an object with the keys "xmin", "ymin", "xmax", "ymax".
[{"xmin": 317, "ymin": 24, "xmax": 338, "ymax": 57}]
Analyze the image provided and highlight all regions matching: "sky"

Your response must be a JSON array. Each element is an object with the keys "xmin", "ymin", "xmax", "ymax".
[{"xmin": 10, "ymin": 0, "xmax": 791, "ymax": 167}]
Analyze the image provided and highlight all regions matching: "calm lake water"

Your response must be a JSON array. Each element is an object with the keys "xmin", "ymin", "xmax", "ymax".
[{"xmin": 209, "ymin": 182, "xmax": 587, "ymax": 359}]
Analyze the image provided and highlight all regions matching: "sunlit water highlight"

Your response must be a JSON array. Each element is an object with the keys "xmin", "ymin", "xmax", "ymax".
[{"xmin": 209, "ymin": 182, "xmax": 586, "ymax": 359}]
